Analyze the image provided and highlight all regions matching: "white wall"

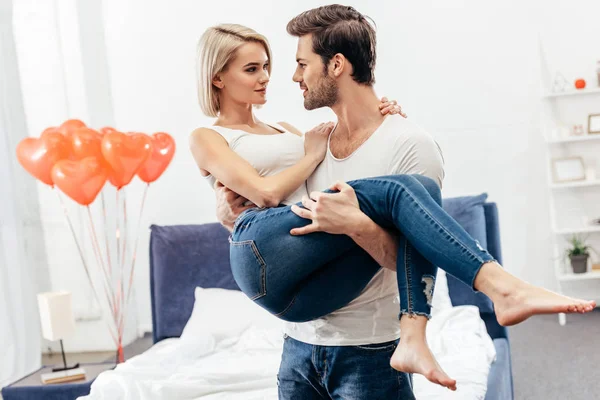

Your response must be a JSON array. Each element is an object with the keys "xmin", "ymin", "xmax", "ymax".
[{"xmin": 12, "ymin": 0, "xmax": 600, "ymax": 351}]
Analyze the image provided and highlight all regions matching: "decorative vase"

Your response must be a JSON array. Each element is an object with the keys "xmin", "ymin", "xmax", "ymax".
[{"xmin": 570, "ymin": 254, "xmax": 589, "ymax": 274}]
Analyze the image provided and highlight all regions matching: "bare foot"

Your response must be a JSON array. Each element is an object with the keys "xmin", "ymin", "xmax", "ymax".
[
  {"xmin": 390, "ymin": 336, "xmax": 457, "ymax": 391},
  {"xmin": 494, "ymin": 282, "xmax": 596, "ymax": 326}
]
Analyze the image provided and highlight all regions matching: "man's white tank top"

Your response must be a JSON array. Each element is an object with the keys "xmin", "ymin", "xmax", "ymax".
[{"xmin": 203, "ymin": 123, "xmax": 308, "ymax": 205}]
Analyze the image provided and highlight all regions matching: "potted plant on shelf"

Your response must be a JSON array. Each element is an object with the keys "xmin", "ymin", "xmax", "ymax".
[{"xmin": 566, "ymin": 235, "xmax": 590, "ymax": 274}]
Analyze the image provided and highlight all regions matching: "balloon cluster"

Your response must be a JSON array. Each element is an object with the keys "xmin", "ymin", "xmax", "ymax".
[
  {"xmin": 16, "ymin": 119, "xmax": 176, "ymax": 205},
  {"xmin": 15, "ymin": 118, "xmax": 176, "ymax": 363}
]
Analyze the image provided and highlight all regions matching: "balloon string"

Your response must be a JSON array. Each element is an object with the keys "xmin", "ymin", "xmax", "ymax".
[
  {"xmin": 101, "ymin": 191, "xmax": 118, "ymax": 320},
  {"xmin": 115, "ymin": 189, "xmax": 121, "ymax": 331},
  {"xmin": 86, "ymin": 206, "xmax": 118, "ymax": 327},
  {"xmin": 119, "ymin": 189, "xmax": 127, "ymax": 337},
  {"xmin": 120, "ymin": 183, "xmax": 149, "ymax": 338},
  {"xmin": 101, "ymin": 191, "xmax": 113, "ymax": 283},
  {"xmin": 55, "ymin": 189, "xmax": 117, "ymax": 344}
]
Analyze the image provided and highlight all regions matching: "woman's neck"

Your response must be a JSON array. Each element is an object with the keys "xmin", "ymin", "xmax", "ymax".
[{"xmin": 215, "ymin": 98, "xmax": 259, "ymax": 127}]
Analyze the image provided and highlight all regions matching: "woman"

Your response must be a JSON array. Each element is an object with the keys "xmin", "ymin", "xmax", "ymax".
[{"xmin": 189, "ymin": 24, "xmax": 595, "ymax": 391}]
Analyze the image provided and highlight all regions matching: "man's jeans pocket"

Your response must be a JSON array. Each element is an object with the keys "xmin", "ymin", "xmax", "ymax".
[
  {"xmin": 229, "ymin": 239, "xmax": 267, "ymax": 300},
  {"xmin": 354, "ymin": 340, "xmax": 398, "ymax": 352}
]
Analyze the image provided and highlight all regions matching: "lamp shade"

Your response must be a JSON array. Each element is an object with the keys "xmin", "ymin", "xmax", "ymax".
[{"xmin": 37, "ymin": 291, "xmax": 76, "ymax": 341}]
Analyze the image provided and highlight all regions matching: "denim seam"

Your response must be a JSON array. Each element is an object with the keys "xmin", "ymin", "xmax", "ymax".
[
  {"xmin": 244, "ymin": 207, "xmax": 291, "ymax": 225},
  {"xmin": 398, "ymin": 180, "xmax": 496, "ymax": 290},
  {"xmin": 406, "ymin": 189, "xmax": 487, "ymax": 264},
  {"xmin": 396, "ymin": 372, "xmax": 403, "ymax": 400},
  {"xmin": 366, "ymin": 177, "xmax": 489, "ymax": 267},
  {"xmin": 229, "ymin": 239, "xmax": 267, "ymax": 300},
  {"xmin": 274, "ymin": 294, "xmax": 298, "ymax": 318},
  {"xmin": 311, "ymin": 346, "xmax": 324, "ymax": 382},
  {"xmin": 232, "ymin": 215, "xmax": 244, "ymax": 232},
  {"xmin": 404, "ymin": 239, "xmax": 413, "ymax": 314}
]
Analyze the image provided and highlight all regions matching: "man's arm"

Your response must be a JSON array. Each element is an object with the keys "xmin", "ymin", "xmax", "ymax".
[
  {"xmin": 290, "ymin": 181, "xmax": 398, "ymax": 270},
  {"xmin": 352, "ymin": 134, "xmax": 445, "ymax": 268},
  {"xmin": 214, "ymin": 180, "xmax": 255, "ymax": 232},
  {"xmin": 346, "ymin": 214, "xmax": 398, "ymax": 271},
  {"xmin": 291, "ymin": 130, "xmax": 445, "ymax": 270}
]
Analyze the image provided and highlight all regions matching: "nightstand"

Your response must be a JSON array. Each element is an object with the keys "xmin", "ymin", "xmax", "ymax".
[{"xmin": 1, "ymin": 362, "xmax": 114, "ymax": 400}]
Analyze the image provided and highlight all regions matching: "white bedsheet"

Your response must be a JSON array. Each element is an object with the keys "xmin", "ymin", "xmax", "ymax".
[{"xmin": 79, "ymin": 305, "xmax": 495, "ymax": 400}]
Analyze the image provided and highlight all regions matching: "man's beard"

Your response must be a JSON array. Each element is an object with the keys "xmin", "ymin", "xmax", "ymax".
[{"xmin": 304, "ymin": 74, "xmax": 338, "ymax": 110}]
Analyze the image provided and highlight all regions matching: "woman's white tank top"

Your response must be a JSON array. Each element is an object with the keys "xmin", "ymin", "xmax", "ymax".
[{"xmin": 203, "ymin": 123, "xmax": 309, "ymax": 205}]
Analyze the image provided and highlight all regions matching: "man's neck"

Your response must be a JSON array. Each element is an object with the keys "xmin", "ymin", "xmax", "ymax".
[{"xmin": 331, "ymin": 84, "xmax": 385, "ymax": 139}]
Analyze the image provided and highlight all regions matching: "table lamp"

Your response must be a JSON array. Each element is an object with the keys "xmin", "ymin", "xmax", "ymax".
[{"xmin": 37, "ymin": 291, "xmax": 79, "ymax": 372}]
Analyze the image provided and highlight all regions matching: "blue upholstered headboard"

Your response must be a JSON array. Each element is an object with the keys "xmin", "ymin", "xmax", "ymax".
[{"xmin": 149, "ymin": 201, "xmax": 505, "ymax": 344}]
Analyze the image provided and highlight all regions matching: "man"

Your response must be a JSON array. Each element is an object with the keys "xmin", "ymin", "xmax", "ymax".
[{"xmin": 215, "ymin": 5, "xmax": 445, "ymax": 399}]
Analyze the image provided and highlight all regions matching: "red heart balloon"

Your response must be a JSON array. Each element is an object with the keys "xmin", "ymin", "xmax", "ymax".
[
  {"xmin": 71, "ymin": 127, "xmax": 103, "ymax": 160},
  {"xmin": 41, "ymin": 127, "xmax": 59, "ymax": 135},
  {"xmin": 99, "ymin": 126, "xmax": 119, "ymax": 136},
  {"xmin": 16, "ymin": 132, "xmax": 72, "ymax": 186},
  {"xmin": 51, "ymin": 157, "xmax": 108, "ymax": 206},
  {"xmin": 57, "ymin": 119, "xmax": 87, "ymax": 137},
  {"xmin": 101, "ymin": 132, "xmax": 152, "ymax": 189},
  {"xmin": 137, "ymin": 132, "xmax": 176, "ymax": 183}
]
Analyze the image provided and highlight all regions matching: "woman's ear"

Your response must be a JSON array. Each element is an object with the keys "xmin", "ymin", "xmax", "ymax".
[{"xmin": 212, "ymin": 74, "xmax": 224, "ymax": 89}]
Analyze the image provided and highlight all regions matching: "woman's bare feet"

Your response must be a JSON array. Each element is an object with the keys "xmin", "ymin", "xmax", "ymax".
[
  {"xmin": 494, "ymin": 282, "xmax": 596, "ymax": 326},
  {"xmin": 475, "ymin": 262, "xmax": 596, "ymax": 326},
  {"xmin": 390, "ymin": 334, "xmax": 457, "ymax": 391}
]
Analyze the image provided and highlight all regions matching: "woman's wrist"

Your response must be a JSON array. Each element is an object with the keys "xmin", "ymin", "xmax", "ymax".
[{"xmin": 305, "ymin": 153, "xmax": 324, "ymax": 167}]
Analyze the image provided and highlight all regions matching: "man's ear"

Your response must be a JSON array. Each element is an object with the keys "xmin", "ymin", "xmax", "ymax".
[
  {"xmin": 330, "ymin": 54, "xmax": 346, "ymax": 78},
  {"xmin": 212, "ymin": 74, "xmax": 224, "ymax": 89}
]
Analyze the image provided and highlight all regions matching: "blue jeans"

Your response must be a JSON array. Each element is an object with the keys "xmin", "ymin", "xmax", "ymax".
[
  {"xmin": 229, "ymin": 174, "xmax": 496, "ymax": 321},
  {"xmin": 277, "ymin": 334, "xmax": 415, "ymax": 399}
]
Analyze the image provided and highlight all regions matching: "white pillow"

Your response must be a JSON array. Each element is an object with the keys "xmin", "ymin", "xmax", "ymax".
[
  {"xmin": 180, "ymin": 287, "xmax": 281, "ymax": 343},
  {"xmin": 431, "ymin": 269, "xmax": 453, "ymax": 316}
]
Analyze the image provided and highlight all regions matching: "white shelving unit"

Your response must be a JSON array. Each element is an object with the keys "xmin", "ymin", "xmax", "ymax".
[
  {"xmin": 543, "ymin": 87, "xmax": 600, "ymax": 99},
  {"xmin": 548, "ymin": 135, "xmax": 600, "ymax": 144},
  {"xmin": 542, "ymin": 86, "xmax": 600, "ymax": 326}
]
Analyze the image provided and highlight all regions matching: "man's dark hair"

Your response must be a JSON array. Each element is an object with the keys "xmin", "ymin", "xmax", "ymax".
[{"xmin": 286, "ymin": 5, "xmax": 377, "ymax": 85}]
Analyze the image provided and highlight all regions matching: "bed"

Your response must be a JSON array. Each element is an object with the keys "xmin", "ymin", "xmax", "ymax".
[{"xmin": 81, "ymin": 195, "xmax": 514, "ymax": 400}]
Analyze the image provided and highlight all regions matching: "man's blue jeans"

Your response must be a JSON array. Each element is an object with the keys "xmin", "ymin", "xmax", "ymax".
[
  {"xmin": 277, "ymin": 334, "xmax": 416, "ymax": 400},
  {"xmin": 229, "ymin": 174, "xmax": 496, "ymax": 321}
]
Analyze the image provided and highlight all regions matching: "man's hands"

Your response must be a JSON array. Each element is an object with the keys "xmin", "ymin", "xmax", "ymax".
[
  {"xmin": 214, "ymin": 180, "xmax": 255, "ymax": 231},
  {"xmin": 290, "ymin": 181, "xmax": 368, "ymax": 236}
]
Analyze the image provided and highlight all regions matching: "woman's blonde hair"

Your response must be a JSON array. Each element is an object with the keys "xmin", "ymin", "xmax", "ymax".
[{"xmin": 197, "ymin": 24, "xmax": 273, "ymax": 117}]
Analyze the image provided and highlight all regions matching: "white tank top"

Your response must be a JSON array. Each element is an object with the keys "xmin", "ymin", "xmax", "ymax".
[{"xmin": 203, "ymin": 123, "xmax": 309, "ymax": 205}]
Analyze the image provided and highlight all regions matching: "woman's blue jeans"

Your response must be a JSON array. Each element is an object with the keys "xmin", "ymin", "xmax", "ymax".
[{"xmin": 229, "ymin": 174, "xmax": 496, "ymax": 322}]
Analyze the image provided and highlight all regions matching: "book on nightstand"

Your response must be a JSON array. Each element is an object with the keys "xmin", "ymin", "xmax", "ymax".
[{"xmin": 40, "ymin": 367, "xmax": 86, "ymax": 384}]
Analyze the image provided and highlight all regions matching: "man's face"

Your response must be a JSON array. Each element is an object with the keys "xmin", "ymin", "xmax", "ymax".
[{"xmin": 292, "ymin": 34, "xmax": 338, "ymax": 110}]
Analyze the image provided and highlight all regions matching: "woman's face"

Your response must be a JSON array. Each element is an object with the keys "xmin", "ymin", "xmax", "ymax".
[{"xmin": 215, "ymin": 42, "xmax": 270, "ymax": 106}]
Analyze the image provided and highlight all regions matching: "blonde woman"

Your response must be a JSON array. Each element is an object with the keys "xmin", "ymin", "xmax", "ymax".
[{"xmin": 190, "ymin": 21, "xmax": 595, "ymax": 393}]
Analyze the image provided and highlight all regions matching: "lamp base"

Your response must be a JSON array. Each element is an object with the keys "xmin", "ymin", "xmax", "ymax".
[
  {"xmin": 51, "ymin": 339, "xmax": 80, "ymax": 372},
  {"xmin": 52, "ymin": 363, "xmax": 80, "ymax": 373}
]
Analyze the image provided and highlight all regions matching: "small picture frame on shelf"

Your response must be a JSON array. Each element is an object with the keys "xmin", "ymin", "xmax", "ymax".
[
  {"xmin": 571, "ymin": 124, "xmax": 585, "ymax": 136},
  {"xmin": 588, "ymin": 114, "xmax": 600, "ymax": 134},
  {"xmin": 552, "ymin": 157, "xmax": 586, "ymax": 183}
]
